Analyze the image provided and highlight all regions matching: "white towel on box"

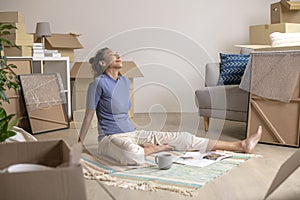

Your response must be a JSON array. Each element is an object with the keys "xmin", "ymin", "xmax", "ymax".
[{"xmin": 270, "ymin": 32, "xmax": 300, "ymax": 47}]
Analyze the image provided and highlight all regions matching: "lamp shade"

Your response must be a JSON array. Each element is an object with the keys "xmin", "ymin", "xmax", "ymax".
[{"xmin": 35, "ymin": 22, "xmax": 51, "ymax": 38}]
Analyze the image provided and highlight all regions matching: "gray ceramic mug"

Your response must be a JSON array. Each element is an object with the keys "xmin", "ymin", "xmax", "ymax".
[{"xmin": 155, "ymin": 153, "xmax": 173, "ymax": 170}]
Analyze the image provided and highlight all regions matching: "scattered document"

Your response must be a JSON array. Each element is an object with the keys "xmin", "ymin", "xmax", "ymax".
[{"xmin": 175, "ymin": 151, "xmax": 231, "ymax": 167}]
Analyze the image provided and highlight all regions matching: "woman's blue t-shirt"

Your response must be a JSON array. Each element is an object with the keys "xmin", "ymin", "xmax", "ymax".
[{"xmin": 86, "ymin": 73, "xmax": 135, "ymax": 139}]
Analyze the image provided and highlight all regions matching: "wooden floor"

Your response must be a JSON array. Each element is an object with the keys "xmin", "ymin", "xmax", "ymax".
[{"xmin": 35, "ymin": 113, "xmax": 300, "ymax": 200}]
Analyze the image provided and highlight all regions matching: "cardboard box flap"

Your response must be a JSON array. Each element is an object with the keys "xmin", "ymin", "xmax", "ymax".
[
  {"xmin": 281, "ymin": 0, "xmax": 300, "ymax": 10},
  {"xmin": 71, "ymin": 61, "xmax": 144, "ymax": 78},
  {"xmin": 120, "ymin": 61, "xmax": 144, "ymax": 78},
  {"xmin": 45, "ymin": 33, "xmax": 83, "ymax": 49}
]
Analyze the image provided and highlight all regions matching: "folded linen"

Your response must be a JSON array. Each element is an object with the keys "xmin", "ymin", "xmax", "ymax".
[{"xmin": 270, "ymin": 32, "xmax": 300, "ymax": 47}]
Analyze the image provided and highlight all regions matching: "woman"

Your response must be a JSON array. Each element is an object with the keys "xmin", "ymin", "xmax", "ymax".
[{"xmin": 79, "ymin": 47, "xmax": 262, "ymax": 165}]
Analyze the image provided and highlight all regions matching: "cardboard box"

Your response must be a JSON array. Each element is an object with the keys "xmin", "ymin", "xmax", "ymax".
[
  {"xmin": 2, "ymin": 33, "xmax": 34, "ymax": 46},
  {"xmin": 2, "ymin": 58, "xmax": 32, "ymax": 131},
  {"xmin": 36, "ymin": 33, "xmax": 83, "ymax": 62},
  {"xmin": 0, "ymin": 140, "xmax": 87, "ymax": 200},
  {"xmin": 4, "ymin": 46, "xmax": 32, "ymax": 56},
  {"xmin": 0, "ymin": 11, "xmax": 24, "ymax": 23},
  {"xmin": 271, "ymin": 0, "xmax": 300, "ymax": 24},
  {"xmin": 70, "ymin": 62, "xmax": 93, "ymax": 79},
  {"xmin": 247, "ymin": 53, "xmax": 300, "ymax": 147},
  {"xmin": 0, "ymin": 22, "xmax": 33, "ymax": 46},
  {"xmin": 1, "ymin": 22, "xmax": 27, "ymax": 34},
  {"xmin": 70, "ymin": 62, "xmax": 94, "ymax": 111},
  {"xmin": 71, "ymin": 61, "xmax": 144, "ymax": 79},
  {"xmin": 70, "ymin": 61, "xmax": 143, "ymax": 118},
  {"xmin": 235, "ymin": 44, "xmax": 300, "ymax": 51},
  {"xmin": 249, "ymin": 23, "xmax": 300, "ymax": 45}
]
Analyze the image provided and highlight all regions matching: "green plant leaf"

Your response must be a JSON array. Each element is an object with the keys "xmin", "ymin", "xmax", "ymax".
[
  {"xmin": 0, "ymin": 21, "xmax": 21, "ymax": 139},
  {"xmin": 0, "ymin": 113, "xmax": 13, "ymax": 126},
  {"xmin": 0, "ymin": 24, "xmax": 17, "ymax": 31},
  {"xmin": 8, "ymin": 116, "xmax": 21, "ymax": 131},
  {"xmin": 1, "ymin": 31, "xmax": 11, "ymax": 35},
  {"xmin": 0, "ymin": 107, "xmax": 6, "ymax": 120},
  {"xmin": 0, "ymin": 131, "xmax": 16, "ymax": 142},
  {"xmin": 0, "ymin": 38, "xmax": 14, "ymax": 47},
  {"xmin": 7, "ymin": 63, "xmax": 17, "ymax": 68}
]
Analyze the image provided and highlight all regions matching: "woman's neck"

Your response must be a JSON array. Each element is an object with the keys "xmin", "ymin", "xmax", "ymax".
[{"xmin": 105, "ymin": 68, "xmax": 119, "ymax": 80}]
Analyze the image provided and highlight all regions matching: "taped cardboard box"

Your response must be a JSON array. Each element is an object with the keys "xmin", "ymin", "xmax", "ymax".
[
  {"xmin": 0, "ymin": 11, "xmax": 24, "ymax": 23},
  {"xmin": 4, "ymin": 46, "xmax": 32, "ymax": 56},
  {"xmin": 0, "ymin": 140, "xmax": 87, "ymax": 200},
  {"xmin": 271, "ymin": 0, "xmax": 300, "ymax": 24},
  {"xmin": 1, "ymin": 22, "xmax": 27, "ymax": 34},
  {"xmin": 249, "ymin": 23, "xmax": 300, "ymax": 45},
  {"xmin": 0, "ymin": 21, "xmax": 33, "ymax": 47},
  {"xmin": 2, "ymin": 33, "xmax": 33, "ymax": 46}
]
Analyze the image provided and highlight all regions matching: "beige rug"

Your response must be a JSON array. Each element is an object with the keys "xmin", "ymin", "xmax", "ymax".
[{"xmin": 81, "ymin": 150, "xmax": 261, "ymax": 196}]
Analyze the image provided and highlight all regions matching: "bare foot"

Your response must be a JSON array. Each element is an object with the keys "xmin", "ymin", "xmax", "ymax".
[
  {"xmin": 140, "ymin": 143, "xmax": 155, "ymax": 148},
  {"xmin": 141, "ymin": 143, "xmax": 174, "ymax": 155},
  {"xmin": 242, "ymin": 126, "xmax": 263, "ymax": 153}
]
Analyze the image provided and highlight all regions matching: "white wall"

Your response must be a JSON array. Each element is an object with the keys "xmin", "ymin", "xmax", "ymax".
[{"xmin": 1, "ymin": 0, "xmax": 275, "ymax": 113}]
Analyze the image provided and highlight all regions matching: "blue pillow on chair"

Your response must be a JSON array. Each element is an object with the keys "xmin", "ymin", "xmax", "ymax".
[{"xmin": 217, "ymin": 53, "xmax": 250, "ymax": 85}]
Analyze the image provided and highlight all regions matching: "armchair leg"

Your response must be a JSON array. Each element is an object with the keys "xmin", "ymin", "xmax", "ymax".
[{"xmin": 203, "ymin": 116, "xmax": 209, "ymax": 132}]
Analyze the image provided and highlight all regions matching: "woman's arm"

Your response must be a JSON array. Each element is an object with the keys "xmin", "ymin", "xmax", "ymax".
[{"xmin": 78, "ymin": 109, "xmax": 95, "ymax": 143}]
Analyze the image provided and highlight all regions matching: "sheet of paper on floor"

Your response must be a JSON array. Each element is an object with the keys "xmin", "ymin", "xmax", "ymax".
[{"xmin": 174, "ymin": 151, "xmax": 231, "ymax": 167}]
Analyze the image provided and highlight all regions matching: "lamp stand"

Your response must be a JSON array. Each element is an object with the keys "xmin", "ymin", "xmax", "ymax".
[{"xmin": 42, "ymin": 36, "xmax": 46, "ymax": 51}]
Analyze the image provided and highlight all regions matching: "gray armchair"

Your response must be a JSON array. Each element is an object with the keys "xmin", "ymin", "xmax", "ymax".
[{"xmin": 195, "ymin": 63, "xmax": 249, "ymax": 131}]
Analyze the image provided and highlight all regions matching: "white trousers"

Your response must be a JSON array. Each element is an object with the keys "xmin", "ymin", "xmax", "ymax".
[{"xmin": 98, "ymin": 130, "xmax": 209, "ymax": 165}]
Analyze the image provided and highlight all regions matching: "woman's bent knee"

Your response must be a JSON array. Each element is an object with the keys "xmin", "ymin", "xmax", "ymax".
[
  {"xmin": 119, "ymin": 147, "xmax": 145, "ymax": 165},
  {"xmin": 99, "ymin": 135, "xmax": 146, "ymax": 165},
  {"xmin": 99, "ymin": 145, "xmax": 145, "ymax": 165}
]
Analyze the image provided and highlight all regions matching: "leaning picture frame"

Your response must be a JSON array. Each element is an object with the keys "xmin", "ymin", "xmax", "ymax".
[{"xmin": 18, "ymin": 73, "xmax": 69, "ymax": 134}]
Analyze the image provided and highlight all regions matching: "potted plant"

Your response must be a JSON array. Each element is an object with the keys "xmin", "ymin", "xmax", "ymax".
[{"xmin": 0, "ymin": 22, "xmax": 21, "ymax": 142}]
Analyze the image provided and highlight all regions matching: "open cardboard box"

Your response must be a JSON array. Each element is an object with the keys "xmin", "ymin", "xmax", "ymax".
[
  {"xmin": 35, "ymin": 33, "xmax": 83, "ymax": 62},
  {"xmin": 271, "ymin": 0, "xmax": 300, "ymax": 24},
  {"xmin": 249, "ymin": 23, "xmax": 300, "ymax": 45},
  {"xmin": 0, "ymin": 140, "xmax": 87, "ymax": 200}
]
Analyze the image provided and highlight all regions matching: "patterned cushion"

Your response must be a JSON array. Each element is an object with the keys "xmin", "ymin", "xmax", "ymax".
[{"xmin": 217, "ymin": 53, "xmax": 250, "ymax": 85}]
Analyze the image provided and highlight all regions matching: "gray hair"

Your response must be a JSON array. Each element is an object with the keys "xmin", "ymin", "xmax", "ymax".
[{"xmin": 89, "ymin": 47, "xmax": 110, "ymax": 78}]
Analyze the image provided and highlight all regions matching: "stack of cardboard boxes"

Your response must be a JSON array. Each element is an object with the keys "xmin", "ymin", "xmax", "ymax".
[
  {"xmin": 237, "ymin": 0, "xmax": 300, "ymax": 51},
  {"xmin": 0, "ymin": 12, "xmax": 87, "ymax": 199},
  {"xmin": 0, "ymin": 11, "xmax": 33, "ymax": 56}
]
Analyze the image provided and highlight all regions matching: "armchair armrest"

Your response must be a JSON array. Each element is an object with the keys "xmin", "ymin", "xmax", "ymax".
[{"xmin": 205, "ymin": 63, "xmax": 220, "ymax": 87}]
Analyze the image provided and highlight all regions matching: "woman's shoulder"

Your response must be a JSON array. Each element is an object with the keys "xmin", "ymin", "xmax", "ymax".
[
  {"xmin": 119, "ymin": 75, "xmax": 130, "ymax": 82},
  {"xmin": 89, "ymin": 75, "xmax": 105, "ymax": 87}
]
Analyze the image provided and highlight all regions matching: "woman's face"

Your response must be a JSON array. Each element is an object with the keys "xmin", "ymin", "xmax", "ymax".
[{"xmin": 103, "ymin": 49, "xmax": 123, "ymax": 69}]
